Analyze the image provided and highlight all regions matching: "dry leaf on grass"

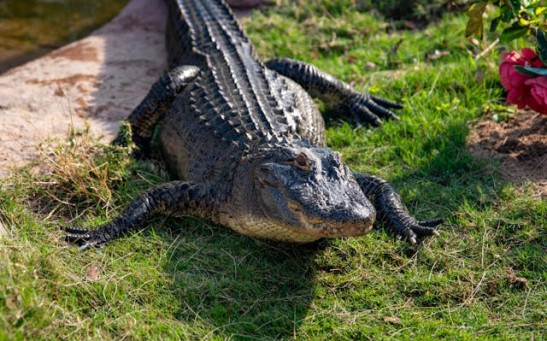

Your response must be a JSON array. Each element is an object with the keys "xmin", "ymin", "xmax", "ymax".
[
  {"xmin": 384, "ymin": 316, "xmax": 402, "ymax": 324},
  {"xmin": 507, "ymin": 272, "xmax": 528, "ymax": 289},
  {"xmin": 85, "ymin": 265, "xmax": 101, "ymax": 282}
]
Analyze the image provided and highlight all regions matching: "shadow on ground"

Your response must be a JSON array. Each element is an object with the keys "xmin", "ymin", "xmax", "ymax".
[
  {"xmin": 158, "ymin": 218, "xmax": 322, "ymax": 339},
  {"xmin": 390, "ymin": 119, "xmax": 505, "ymax": 219}
]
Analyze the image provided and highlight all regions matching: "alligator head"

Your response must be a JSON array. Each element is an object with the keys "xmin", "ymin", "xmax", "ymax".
[{"xmin": 248, "ymin": 143, "xmax": 376, "ymax": 239}]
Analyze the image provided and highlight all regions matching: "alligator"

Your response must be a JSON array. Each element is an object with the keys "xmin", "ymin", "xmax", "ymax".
[{"xmin": 65, "ymin": 0, "xmax": 442, "ymax": 249}]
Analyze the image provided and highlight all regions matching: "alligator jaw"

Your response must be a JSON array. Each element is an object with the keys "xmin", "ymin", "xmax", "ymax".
[{"xmin": 310, "ymin": 220, "xmax": 374, "ymax": 238}]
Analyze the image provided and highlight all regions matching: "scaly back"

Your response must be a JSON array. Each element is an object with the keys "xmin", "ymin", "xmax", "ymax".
[{"xmin": 166, "ymin": 0, "xmax": 300, "ymax": 148}]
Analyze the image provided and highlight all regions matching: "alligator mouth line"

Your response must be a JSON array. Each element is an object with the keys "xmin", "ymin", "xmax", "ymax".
[{"xmin": 310, "ymin": 221, "xmax": 374, "ymax": 238}]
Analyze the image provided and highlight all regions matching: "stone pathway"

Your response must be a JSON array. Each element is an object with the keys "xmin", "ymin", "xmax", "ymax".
[{"xmin": 0, "ymin": 0, "xmax": 263, "ymax": 177}]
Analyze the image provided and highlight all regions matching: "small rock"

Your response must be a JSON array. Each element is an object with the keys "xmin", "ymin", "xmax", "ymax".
[
  {"xmin": 365, "ymin": 61, "xmax": 377, "ymax": 69},
  {"xmin": 425, "ymin": 49, "xmax": 450, "ymax": 61},
  {"xmin": 403, "ymin": 20, "xmax": 417, "ymax": 30},
  {"xmin": 384, "ymin": 316, "xmax": 402, "ymax": 324},
  {"xmin": 86, "ymin": 265, "xmax": 101, "ymax": 282}
]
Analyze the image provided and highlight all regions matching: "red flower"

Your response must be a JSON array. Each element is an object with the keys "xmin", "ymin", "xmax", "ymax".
[
  {"xmin": 524, "ymin": 77, "xmax": 547, "ymax": 115},
  {"xmin": 499, "ymin": 48, "xmax": 546, "ymax": 114}
]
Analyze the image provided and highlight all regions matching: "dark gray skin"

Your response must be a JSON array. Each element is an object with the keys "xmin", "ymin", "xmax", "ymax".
[{"xmin": 65, "ymin": 0, "xmax": 442, "ymax": 249}]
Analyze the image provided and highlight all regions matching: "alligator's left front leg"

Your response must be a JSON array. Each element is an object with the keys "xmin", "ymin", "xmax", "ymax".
[
  {"xmin": 113, "ymin": 65, "xmax": 201, "ymax": 156},
  {"xmin": 265, "ymin": 58, "xmax": 402, "ymax": 126},
  {"xmin": 353, "ymin": 172, "xmax": 443, "ymax": 244},
  {"xmin": 64, "ymin": 181, "xmax": 214, "ymax": 250}
]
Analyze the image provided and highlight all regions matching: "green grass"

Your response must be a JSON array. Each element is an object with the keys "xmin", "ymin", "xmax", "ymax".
[{"xmin": 1, "ymin": 2, "xmax": 546, "ymax": 339}]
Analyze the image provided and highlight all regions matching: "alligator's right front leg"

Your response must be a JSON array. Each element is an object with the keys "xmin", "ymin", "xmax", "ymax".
[
  {"xmin": 113, "ymin": 65, "xmax": 201, "ymax": 156},
  {"xmin": 354, "ymin": 172, "xmax": 443, "ymax": 244},
  {"xmin": 64, "ymin": 181, "xmax": 213, "ymax": 250},
  {"xmin": 265, "ymin": 58, "xmax": 402, "ymax": 127}
]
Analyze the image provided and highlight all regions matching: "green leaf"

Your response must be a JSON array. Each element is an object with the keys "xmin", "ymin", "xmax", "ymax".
[
  {"xmin": 490, "ymin": 17, "xmax": 501, "ymax": 32},
  {"xmin": 500, "ymin": 25, "xmax": 529, "ymax": 42},
  {"xmin": 500, "ymin": 6, "xmax": 516, "ymax": 22},
  {"xmin": 465, "ymin": 2, "xmax": 487, "ymax": 38},
  {"xmin": 514, "ymin": 65, "xmax": 547, "ymax": 76},
  {"xmin": 508, "ymin": 0, "xmax": 522, "ymax": 12},
  {"xmin": 537, "ymin": 30, "xmax": 547, "ymax": 65}
]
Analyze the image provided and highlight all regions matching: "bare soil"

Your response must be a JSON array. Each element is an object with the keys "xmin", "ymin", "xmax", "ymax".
[{"xmin": 467, "ymin": 110, "xmax": 547, "ymax": 196}]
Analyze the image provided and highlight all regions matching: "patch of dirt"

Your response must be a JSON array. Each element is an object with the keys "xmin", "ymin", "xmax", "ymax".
[
  {"xmin": 468, "ymin": 110, "xmax": 547, "ymax": 196},
  {"xmin": 48, "ymin": 42, "xmax": 99, "ymax": 62}
]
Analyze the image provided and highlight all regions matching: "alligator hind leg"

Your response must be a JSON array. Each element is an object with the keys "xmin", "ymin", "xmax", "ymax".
[
  {"xmin": 113, "ymin": 65, "xmax": 201, "ymax": 156},
  {"xmin": 265, "ymin": 58, "xmax": 401, "ymax": 127},
  {"xmin": 353, "ymin": 172, "xmax": 442, "ymax": 244},
  {"xmin": 65, "ymin": 181, "xmax": 213, "ymax": 250}
]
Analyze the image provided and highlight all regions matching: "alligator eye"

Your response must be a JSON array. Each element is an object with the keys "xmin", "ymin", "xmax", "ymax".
[{"xmin": 294, "ymin": 152, "xmax": 311, "ymax": 171}]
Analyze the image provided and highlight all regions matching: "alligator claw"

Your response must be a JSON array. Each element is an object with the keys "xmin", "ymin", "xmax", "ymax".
[
  {"xmin": 370, "ymin": 95, "xmax": 403, "ymax": 109},
  {"xmin": 346, "ymin": 93, "xmax": 402, "ymax": 127},
  {"xmin": 418, "ymin": 218, "xmax": 444, "ymax": 228},
  {"xmin": 348, "ymin": 101, "xmax": 382, "ymax": 127},
  {"xmin": 365, "ymin": 98, "xmax": 400, "ymax": 121},
  {"xmin": 399, "ymin": 218, "xmax": 443, "ymax": 244},
  {"xmin": 78, "ymin": 243, "xmax": 91, "ymax": 252},
  {"xmin": 64, "ymin": 226, "xmax": 104, "ymax": 250}
]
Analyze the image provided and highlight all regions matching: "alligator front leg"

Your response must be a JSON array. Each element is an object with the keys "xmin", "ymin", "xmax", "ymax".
[
  {"xmin": 65, "ymin": 181, "xmax": 213, "ymax": 250},
  {"xmin": 353, "ymin": 172, "xmax": 442, "ymax": 244},
  {"xmin": 113, "ymin": 65, "xmax": 201, "ymax": 156},
  {"xmin": 265, "ymin": 58, "xmax": 401, "ymax": 126}
]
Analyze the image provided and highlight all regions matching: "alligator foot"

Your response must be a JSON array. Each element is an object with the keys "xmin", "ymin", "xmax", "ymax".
[
  {"xmin": 346, "ymin": 94, "xmax": 402, "ymax": 127},
  {"xmin": 264, "ymin": 58, "xmax": 402, "ymax": 127},
  {"xmin": 112, "ymin": 65, "xmax": 201, "ymax": 157},
  {"xmin": 390, "ymin": 217, "xmax": 443, "ymax": 245},
  {"xmin": 64, "ymin": 181, "xmax": 212, "ymax": 249},
  {"xmin": 64, "ymin": 226, "xmax": 112, "ymax": 250},
  {"xmin": 354, "ymin": 172, "xmax": 443, "ymax": 244}
]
